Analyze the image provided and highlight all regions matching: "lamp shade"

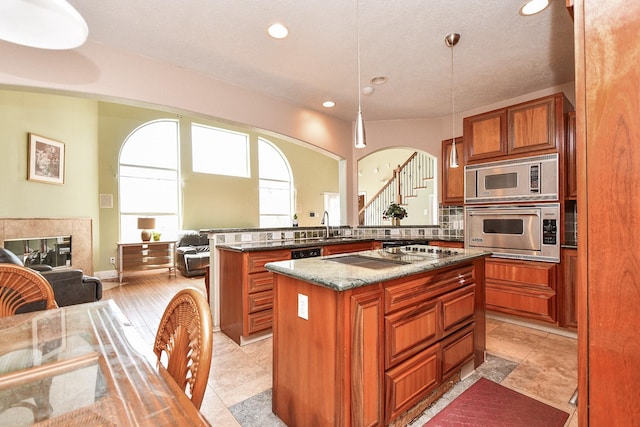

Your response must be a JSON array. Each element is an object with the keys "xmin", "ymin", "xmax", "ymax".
[
  {"xmin": 137, "ymin": 217, "xmax": 156, "ymax": 230},
  {"xmin": 0, "ymin": 0, "xmax": 89, "ymax": 50}
]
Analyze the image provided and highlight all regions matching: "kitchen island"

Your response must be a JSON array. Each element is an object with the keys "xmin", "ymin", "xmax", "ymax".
[{"xmin": 265, "ymin": 245, "xmax": 490, "ymax": 427}]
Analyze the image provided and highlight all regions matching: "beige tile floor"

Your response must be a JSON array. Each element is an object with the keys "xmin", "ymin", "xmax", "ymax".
[
  {"xmin": 197, "ymin": 316, "xmax": 578, "ymax": 426},
  {"xmin": 105, "ymin": 275, "xmax": 578, "ymax": 426}
]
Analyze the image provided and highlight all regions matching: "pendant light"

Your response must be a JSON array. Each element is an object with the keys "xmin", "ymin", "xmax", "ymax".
[
  {"xmin": 0, "ymin": 0, "xmax": 88, "ymax": 50},
  {"xmin": 354, "ymin": 0, "xmax": 366, "ymax": 148},
  {"xmin": 445, "ymin": 33, "xmax": 460, "ymax": 168}
]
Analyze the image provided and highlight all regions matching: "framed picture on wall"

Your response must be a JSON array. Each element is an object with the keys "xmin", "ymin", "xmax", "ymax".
[{"xmin": 28, "ymin": 133, "xmax": 65, "ymax": 185}]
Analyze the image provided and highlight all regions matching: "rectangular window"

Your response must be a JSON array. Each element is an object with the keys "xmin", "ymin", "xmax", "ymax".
[{"xmin": 191, "ymin": 124, "xmax": 250, "ymax": 177}]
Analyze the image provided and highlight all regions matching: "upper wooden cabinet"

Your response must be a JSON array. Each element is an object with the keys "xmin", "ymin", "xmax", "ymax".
[
  {"xmin": 441, "ymin": 137, "xmax": 465, "ymax": 205},
  {"xmin": 464, "ymin": 109, "xmax": 507, "ymax": 162},
  {"xmin": 508, "ymin": 96, "xmax": 557, "ymax": 155},
  {"xmin": 464, "ymin": 93, "xmax": 572, "ymax": 164}
]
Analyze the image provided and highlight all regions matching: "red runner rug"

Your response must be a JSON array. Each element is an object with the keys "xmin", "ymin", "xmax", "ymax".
[{"xmin": 424, "ymin": 378, "xmax": 569, "ymax": 427}]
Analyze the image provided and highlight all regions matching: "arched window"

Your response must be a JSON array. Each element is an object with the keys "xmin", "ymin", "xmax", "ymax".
[
  {"xmin": 258, "ymin": 138, "xmax": 293, "ymax": 227},
  {"xmin": 119, "ymin": 120, "xmax": 180, "ymax": 241}
]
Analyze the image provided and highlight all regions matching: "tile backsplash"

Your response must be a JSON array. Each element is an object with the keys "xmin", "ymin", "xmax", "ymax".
[{"xmin": 438, "ymin": 205, "xmax": 464, "ymax": 239}]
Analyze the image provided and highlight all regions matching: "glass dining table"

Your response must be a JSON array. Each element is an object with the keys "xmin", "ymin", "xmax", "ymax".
[{"xmin": 0, "ymin": 299, "xmax": 211, "ymax": 426}]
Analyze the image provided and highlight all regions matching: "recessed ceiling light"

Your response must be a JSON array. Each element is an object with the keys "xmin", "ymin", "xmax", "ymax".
[
  {"xmin": 322, "ymin": 101, "xmax": 335, "ymax": 108},
  {"xmin": 371, "ymin": 76, "xmax": 388, "ymax": 85},
  {"xmin": 267, "ymin": 23, "xmax": 288, "ymax": 39},
  {"xmin": 519, "ymin": 0, "xmax": 550, "ymax": 16}
]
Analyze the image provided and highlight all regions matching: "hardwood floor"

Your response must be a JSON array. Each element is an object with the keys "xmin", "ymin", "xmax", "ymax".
[{"xmin": 104, "ymin": 271, "xmax": 578, "ymax": 427}]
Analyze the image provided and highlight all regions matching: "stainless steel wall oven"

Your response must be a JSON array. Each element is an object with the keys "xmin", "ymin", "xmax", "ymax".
[{"xmin": 464, "ymin": 203, "xmax": 560, "ymax": 263}]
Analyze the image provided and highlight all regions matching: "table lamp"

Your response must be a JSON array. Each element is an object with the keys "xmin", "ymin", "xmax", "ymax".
[{"xmin": 137, "ymin": 217, "xmax": 156, "ymax": 242}]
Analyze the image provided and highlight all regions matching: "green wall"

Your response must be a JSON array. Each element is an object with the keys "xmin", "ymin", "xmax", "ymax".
[
  {"xmin": 0, "ymin": 90, "xmax": 100, "ymax": 251},
  {"xmin": 0, "ymin": 90, "xmax": 339, "ymax": 274},
  {"xmin": 98, "ymin": 102, "xmax": 339, "ymax": 271}
]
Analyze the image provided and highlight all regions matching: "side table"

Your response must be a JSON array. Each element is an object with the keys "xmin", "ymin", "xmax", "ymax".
[{"xmin": 117, "ymin": 241, "xmax": 176, "ymax": 284}]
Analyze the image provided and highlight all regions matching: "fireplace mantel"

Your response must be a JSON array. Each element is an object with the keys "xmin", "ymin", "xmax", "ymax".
[{"xmin": 0, "ymin": 218, "xmax": 93, "ymax": 274}]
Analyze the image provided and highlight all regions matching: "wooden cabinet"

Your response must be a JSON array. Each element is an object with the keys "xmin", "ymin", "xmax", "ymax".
[
  {"xmin": 322, "ymin": 241, "xmax": 379, "ymax": 256},
  {"xmin": 117, "ymin": 241, "xmax": 176, "ymax": 284},
  {"xmin": 485, "ymin": 258, "xmax": 557, "ymax": 323},
  {"xmin": 566, "ymin": 111, "xmax": 577, "ymax": 199},
  {"xmin": 219, "ymin": 248, "xmax": 290, "ymax": 345},
  {"xmin": 272, "ymin": 259, "xmax": 486, "ymax": 427},
  {"xmin": 428, "ymin": 240, "xmax": 464, "ymax": 249},
  {"xmin": 441, "ymin": 137, "xmax": 465, "ymax": 205},
  {"xmin": 559, "ymin": 248, "xmax": 577, "ymax": 330},
  {"xmin": 464, "ymin": 93, "xmax": 571, "ymax": 164},
  {"xmin": 508, "ymin": 95, "xmax": 557, "ymax": 155},
  {"xmin": 464, "ymin": 109, "xmax": 507, "ymax": 162}
]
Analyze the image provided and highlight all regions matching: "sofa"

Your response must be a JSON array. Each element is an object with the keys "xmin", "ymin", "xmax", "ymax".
[
  {"xmin": 0, "ymin": 247, "xmax": 102, "ymax": 309},
  {"xmin": 175, "ymin": 231, "xmax": 210, "ymax": 277}
]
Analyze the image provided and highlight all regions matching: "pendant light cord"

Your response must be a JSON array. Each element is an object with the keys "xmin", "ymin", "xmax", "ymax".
[
  {"xmin": 357, "ymin": 0, "xmax": 362, "ymax": 115},
  {"xmin": 451, "ymin": 40, "xmax": 455, "ymax": 146}
]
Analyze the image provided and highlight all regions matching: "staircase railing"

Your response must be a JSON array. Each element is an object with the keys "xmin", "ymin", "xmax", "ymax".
[{"xmin": 359, "ymin": 151, "xmax": 435, "ymax": 225}]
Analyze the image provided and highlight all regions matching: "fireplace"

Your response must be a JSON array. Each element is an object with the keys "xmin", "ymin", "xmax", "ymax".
[
  {"xmin": 0, "ymin": 218, "xmax": 93, "ymax": 274},
  {"xmin": 4, "ymin": 235, "xmax": 72, "ymax": 269}
]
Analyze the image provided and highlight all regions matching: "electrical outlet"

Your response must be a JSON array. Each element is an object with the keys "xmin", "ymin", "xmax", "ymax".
[
  {"xmin": 298, "ymin": 293, "xmax": 309, "ymax": 320},
  {"xmin": 110, "ymin": 256, "xmax": 116, "ymax": 264}
]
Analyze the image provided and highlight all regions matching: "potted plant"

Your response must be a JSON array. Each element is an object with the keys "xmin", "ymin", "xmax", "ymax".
[
  {"xmin": 292, "ymin": 213, "xmax": 299, "ymax": 227},
  {"xmin": 383, "ymin": 203, "xmax": 407, "ymax": 226}
]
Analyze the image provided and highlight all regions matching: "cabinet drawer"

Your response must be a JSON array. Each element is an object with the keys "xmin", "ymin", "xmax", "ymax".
[
  {"xmin": 247, "ymin": 250, "xmax": 291, "ymax": 274},
  {"xmin": 384, "ymin": 265, "xmax": 474, "ymax": 314},
  {"xmin": 442, "ymin": 324, "xmax": 475, "ymax": 377},
  {"xmin": 385, "ymin": 344, "xmax": 441, "ymax": 424},
  {"xmin": 486, "ymin": 284, "xmax": 555, "ymax": 323},
  {"xmin": 247, "ymin": 309, "xmax": 273, "ymax": 334},
  {"xmin": 247, "ymin": 290, "xmax": 273, "ymax": 314},
  {"xmin": 385, "ymin": 299, "xmax": 439, "ymax": 368},
  {"xmin": 441, "ymin": 284, "xmax": 475, "ymax": 334},
  {"xmin": 485, "ymin": 258, "xmax": 556, "ymax": 290},
  {"xmin": 247, "ymin": 271, "xmax": 273, "ymax": 293}
]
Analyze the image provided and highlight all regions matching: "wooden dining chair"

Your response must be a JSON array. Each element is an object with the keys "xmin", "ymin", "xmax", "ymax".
[
  {"xmin": 0, "ymin": 263, "xmax": 59, "ymax": 422},
  {"xmin": 153, "ymin": 287, "xmax": 213, "ymax": 409},
  {"xmin": 0, "ymin": 263, "xmax": 58, "ymax": 317}
]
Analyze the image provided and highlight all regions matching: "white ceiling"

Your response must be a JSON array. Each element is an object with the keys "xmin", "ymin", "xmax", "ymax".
[{"xmin": 68, "ymin": 0, "xmax": 575, "ymax": 122}]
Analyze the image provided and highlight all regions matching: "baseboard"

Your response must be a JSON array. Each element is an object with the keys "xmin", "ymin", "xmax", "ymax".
[{"xmin": 94, "ymin": 269, "xmax": 118, "ymax": 281}]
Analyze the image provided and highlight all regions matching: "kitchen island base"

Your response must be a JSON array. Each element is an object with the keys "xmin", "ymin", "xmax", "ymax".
[{"xmin": 271, "ymin": 257, "xmax": 486, "ymax": 427}]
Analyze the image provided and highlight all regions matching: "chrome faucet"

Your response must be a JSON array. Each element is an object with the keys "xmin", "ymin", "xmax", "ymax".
[{"xmin": 321, "ymin": 211, "xmax": 330, "ymax": 238}]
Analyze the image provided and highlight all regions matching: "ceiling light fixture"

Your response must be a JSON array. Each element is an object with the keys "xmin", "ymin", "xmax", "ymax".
[
  {"xmin": 371, "ymin": 76, "xmax": 388, "ymax": 85},
  {"xmin": 354, "ymin": 0, "xmax": 366, "ymax": 149},
  {"xmin": 0, "ymin": 0, "xmax": 88, "ymax": 50},
  {"xmin": 322, "ymin": 101, "xmax": 336, "ymax": 108},
  {"xmin": 519, "ymin": 0, "xmax": 550, "ymax": 16},
  {"xmin": 445, "ymin": 32, "xmax": 460, "ymax": 168},
  {"xmin": 267, "ymin": 23, "xmax": 289, "ymax": 39}
]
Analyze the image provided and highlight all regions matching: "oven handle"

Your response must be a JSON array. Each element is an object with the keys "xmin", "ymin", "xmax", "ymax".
[{"xmin": 468, "ymin": 209, "xmax": 540, "ymax": 217}]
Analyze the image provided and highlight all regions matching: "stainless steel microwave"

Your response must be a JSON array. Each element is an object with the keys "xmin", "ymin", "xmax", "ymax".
[
  {"xmin": 465, "ymin": 154, "xmax": 558, "ymax": 204},
  {"xmin": 464, "ymin": 203, "xmax": 560, "ymax": 263}
]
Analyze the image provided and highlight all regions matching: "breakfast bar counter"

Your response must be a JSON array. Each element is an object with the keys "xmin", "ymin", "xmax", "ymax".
[{"xmin": 265, "ymin": 245, "xmax": 490, "ymax": 427}]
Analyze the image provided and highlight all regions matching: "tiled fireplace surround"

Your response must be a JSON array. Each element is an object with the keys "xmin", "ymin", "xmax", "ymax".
[{"xmin": 0, "ymin": 218, "xmax": 93, "ymax": 274}]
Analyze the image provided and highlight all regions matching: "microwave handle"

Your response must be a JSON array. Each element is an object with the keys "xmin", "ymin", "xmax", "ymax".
[{"xmin": 468, "ymin": 210, "xmax": 540, "ymax": 217}]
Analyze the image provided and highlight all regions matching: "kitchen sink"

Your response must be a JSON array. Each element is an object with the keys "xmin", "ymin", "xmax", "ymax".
[{"xmin": 327, "ymin": 254, "xmax": 409, "ymax": 270}]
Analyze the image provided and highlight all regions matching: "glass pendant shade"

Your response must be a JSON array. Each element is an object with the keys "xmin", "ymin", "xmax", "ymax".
[
  {"xmin": 0, "ymin": 0, "xmax": 88, "ymax": 50},
  {"xmin": 450, "ymin": 140, "xmax": 459, "ymax": 168},
  {"xmin": 355, "ymin": 110, "xmax": 366, "ymax": 148}
]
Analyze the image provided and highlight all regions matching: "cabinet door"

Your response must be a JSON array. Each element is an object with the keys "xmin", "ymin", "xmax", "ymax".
[
  {"xmin": 385, "ymin": 299, "xmax": 439, "ymax": 368},
  {"xmin": 441, "ymin": 137, "xmax": 465, "ymax": 205},
  {"xmin": 464, "ymin": 109, "xmax": 507, "ymax": 162},
  {"xmin": 442, "ymin": 323, "xmax": 475, "ymax": 378},
  {"xmin": 508, "ymin": 96, "xmax": 556, "ymax": 155},
  {"xmin": 566, "ymin": 111, "xmax": 577, "ymax": 199},
  {"xmin": 384, "ymin": 344, "xmax": 441, "ymax": 424},
  {"xmin": 559, "ymin": 249, "xmax": 578, "ymax": 329},
  {"xmin": 440, "ymin": 284, "xmax": 475, "ymax": 335}
]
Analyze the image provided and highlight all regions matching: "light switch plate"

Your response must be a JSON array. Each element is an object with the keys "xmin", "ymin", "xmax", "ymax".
[{"xmin": 298, "ymin": 293, "xmax": 309, "ymax": 320}]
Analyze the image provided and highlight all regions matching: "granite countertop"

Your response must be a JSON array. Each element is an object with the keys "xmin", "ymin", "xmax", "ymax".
[
  {"xmin": 265, "ymin": 245, "xmax": 491, "ymax": 292},
  {"xmin": 216, "ymin": 236, "xmax": 463, "ymax": 252}
]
